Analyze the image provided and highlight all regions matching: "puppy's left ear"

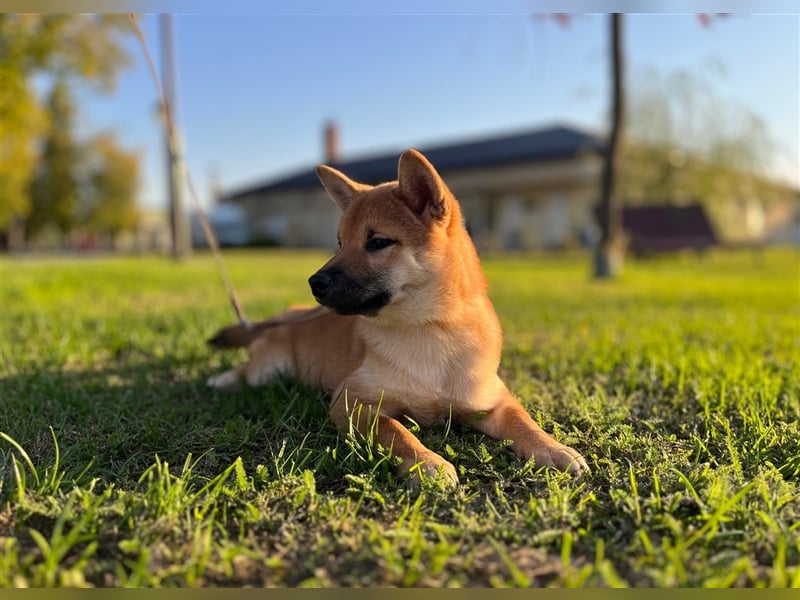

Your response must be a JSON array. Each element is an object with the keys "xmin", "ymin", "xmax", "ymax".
[
  {"xmin": 397, "ymin": 149, "xmax": 449, "ymax": 223},
  {"xmin": 316, "ymin": 165, "xmax": 370, "ymax": 213}
]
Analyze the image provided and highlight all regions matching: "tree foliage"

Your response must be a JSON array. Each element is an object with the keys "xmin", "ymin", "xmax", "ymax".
[
  {"xmin": 620, "ymin": 65, "xmax": 778, "ymax": 205},
  {"xmin": 82, "ymin": 133, "xmax": 141, "ymax": 241},
  {"xmin": 0, "ymin": 14, "xmax": 132, "ymax": 242},
  {"xmin": 0, "ymin": 14, "xmax": 130, "ymax": 90},
  {"xmin": 26, "ymin": 78, "xmax": 81, "ymax": 239},
  {"xmin": 0, "ymin": 61, "xmax": 45, "ymax": 231}
]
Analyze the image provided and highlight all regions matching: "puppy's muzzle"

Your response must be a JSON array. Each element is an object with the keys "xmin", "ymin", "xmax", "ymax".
[
  {"xmin": 308, "ymin": 270, "xmax": 333, "ymax": 300},
  {"xmin": 308, "ymin": 268, "xmax": 391, "ymax": 316}
]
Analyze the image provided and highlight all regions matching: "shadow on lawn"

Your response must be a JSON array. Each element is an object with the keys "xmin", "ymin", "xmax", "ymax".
[
  {"xmin": 2, "ymin": 354, "xmax": 536, "ymax": 496},
  {"xmin": 0, "ymin": 354, "xmax": 346, "ymax": 491}
]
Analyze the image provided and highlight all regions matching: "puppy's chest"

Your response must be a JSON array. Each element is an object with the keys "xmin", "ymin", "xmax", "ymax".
[{"xmin": 365, "ymin": 329, "xmax": 476, "ymax": 401}]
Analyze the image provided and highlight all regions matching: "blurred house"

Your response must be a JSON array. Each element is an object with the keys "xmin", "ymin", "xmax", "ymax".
[
  {"xmin": 223, "ymin": 122, "xmax": 798, "ymax": 251},
  {"xmin": 765, "ymin": 205, "xmax": 800, "ymax": 245},
  {"xmin": 190, "ymin": 203, "xmax": 250, "ymax": 248},
  {"xmin": 225, "ymin": 123, "xmax": 605, "ymax": 251},
  {"xmin": 130, "ymin": 209, "xmax": 171, "ymax": 253}
]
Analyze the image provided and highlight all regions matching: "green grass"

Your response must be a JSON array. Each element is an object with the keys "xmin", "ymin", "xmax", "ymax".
[{"xmin": 1, "ymin": 248, "xmax": 798, "ymax": 587}]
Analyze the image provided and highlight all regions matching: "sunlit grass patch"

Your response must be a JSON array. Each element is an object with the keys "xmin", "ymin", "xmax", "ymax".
[{"xmin": 1, "ymin": 248, "xmax": 798, "ymax": 587}]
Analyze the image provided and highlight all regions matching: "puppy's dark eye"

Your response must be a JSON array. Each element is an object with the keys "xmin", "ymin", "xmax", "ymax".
[{"xmin": 365, "ymin": 237, "xmax": 396, "ymax": 252}]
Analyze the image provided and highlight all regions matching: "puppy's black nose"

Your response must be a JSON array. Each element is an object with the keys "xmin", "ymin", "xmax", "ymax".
[{"xmin": 308, "ymin": 271, "xmax": 332, "ymax": 297}]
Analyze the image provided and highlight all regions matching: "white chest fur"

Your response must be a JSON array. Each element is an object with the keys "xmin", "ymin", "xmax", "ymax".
[{"xmin": 349, "ymin": 320, "xmax": 500, "ymax": 421}]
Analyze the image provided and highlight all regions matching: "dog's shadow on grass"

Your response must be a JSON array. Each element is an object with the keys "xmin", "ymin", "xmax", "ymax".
[
  {"xmin": 3, "ymin": 353, "xmax": 544, "ymax": 497},
  {"xmin": 3, "ymin": 353, "xmax": 500, "ymax": 495},
  {"xmin": 2, "ymin": 351, "xmax": 354, "ymax": 489}
]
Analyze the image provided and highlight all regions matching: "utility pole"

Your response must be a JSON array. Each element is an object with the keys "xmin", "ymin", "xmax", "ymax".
[{"xmin": 160, "ymin": 13, "xmax": 191, "ymax": 259}]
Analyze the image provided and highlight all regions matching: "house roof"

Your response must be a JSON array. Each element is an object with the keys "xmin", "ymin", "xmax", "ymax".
[{"xmin": 229, "ymin": 124, "xmax": 606, "ymax": 198}]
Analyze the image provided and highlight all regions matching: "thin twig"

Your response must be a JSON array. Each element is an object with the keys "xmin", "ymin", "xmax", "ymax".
[{"xmin": 128, "ymin": 14, "xmax": 248, "ymax": 325}]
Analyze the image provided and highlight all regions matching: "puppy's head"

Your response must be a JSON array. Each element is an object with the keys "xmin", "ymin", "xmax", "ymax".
[{"xmin": 309, "ymin": 149, "xmax": 466, "ymax": 320}]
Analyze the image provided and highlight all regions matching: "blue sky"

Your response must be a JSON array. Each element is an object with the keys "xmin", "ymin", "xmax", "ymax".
[{"xmin": 73, "ymin": 11, "xmax": 799, "ymax": 211}]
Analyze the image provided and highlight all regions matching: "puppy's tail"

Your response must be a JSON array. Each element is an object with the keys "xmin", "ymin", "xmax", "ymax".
[
  {"xmin": 207, "ymin": 305, "xmax": 331, "ymax": 349},
  {"xmin": 207, "ymin": 321, "xmax": 261, "ymax": 348}
]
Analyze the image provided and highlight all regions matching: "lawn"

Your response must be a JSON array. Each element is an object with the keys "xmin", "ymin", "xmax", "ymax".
[{"xmin": 0, "ymin": 248, "xmax": 798, "ymax": 587}]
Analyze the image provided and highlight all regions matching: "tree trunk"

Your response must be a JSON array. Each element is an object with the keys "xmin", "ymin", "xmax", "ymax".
[
  {"xmin": 0, "ymin": 220, "xmax": 26, "ymax": 252},
  {"xmin": 594, "ymin": 13, "xmax": 625, "ymax": 279}
]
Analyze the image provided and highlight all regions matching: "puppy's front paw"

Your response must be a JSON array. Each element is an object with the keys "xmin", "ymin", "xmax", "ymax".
[
  {"xmin": 537, "ymin": 443, "xmax": 589, "ymax": 477},
  {"xmin": 406, "ymin": 452, "xmax": 459, "ymax": 487},
  {"xmin": 207, "ymin": 369, "xmax": 241, "ymax": 390}
]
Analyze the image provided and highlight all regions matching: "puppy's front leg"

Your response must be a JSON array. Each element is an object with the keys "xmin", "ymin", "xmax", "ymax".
[
  {"xmin": 473, "ymin": 387, "xmax": 589, "ymax": 476},
  {"xmin": 329, "ymin": 395, "xmax": 458, "ymax": 486}
]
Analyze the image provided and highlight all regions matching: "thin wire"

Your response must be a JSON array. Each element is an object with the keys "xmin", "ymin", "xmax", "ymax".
[{"xmin": 128, "ymin": 14, "xmax": 249, "ymax": 325}]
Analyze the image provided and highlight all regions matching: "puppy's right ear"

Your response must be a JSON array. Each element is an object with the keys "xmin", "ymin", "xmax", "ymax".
[
  {"xmin": 397, "ymin": 148, "xmax": 450, "ymax": 224},
  {"xmin": 315, "ymin": 165, "xmax": 369, "ymax": 213}
]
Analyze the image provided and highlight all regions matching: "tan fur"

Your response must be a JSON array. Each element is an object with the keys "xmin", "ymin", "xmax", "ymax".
[{"xmin": 208, "ymin": 149, "xmax": 588, "ymax": 484}]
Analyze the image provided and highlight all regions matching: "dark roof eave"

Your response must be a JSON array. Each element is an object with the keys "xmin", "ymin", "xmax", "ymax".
[{"xmin": 229, "ymin": 125, "xmax": 606, "ymax": 199}]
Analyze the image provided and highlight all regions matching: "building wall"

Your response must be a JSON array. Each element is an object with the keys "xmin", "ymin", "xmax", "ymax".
[
  {"xmin": 445, "ymin": 157, "xmax": 601, "ymax": 250},
  {"xmin": 233, "ymin": 155, "xmax": 604, "ymax": 251},
  {"xmin": 238, "ymin": 189, "xmax": 340, "ymax": 249}
]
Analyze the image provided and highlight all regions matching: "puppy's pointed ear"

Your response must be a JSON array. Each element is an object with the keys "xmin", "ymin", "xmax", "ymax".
[
  {"xmin": 397, "ymin": 149, "xmax": 448, "ymax": 223},
  {"xmin": 316, "ymin": 165, "xmax": 369, "ymax": 213}
]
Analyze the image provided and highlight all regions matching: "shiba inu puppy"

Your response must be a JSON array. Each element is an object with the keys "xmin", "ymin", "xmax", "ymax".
[{"xmin": 207, "ymin": 149, "xmax": 588, "ymax": 484}]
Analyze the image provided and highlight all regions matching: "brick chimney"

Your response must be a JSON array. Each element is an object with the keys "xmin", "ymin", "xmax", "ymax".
[{"xmin": 324, "ymin": 121, "xmax": 340, "ymax": 164}]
